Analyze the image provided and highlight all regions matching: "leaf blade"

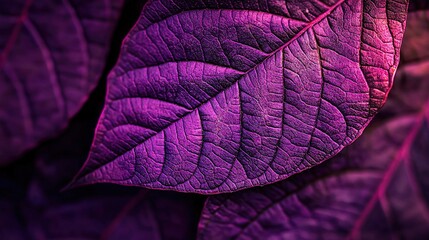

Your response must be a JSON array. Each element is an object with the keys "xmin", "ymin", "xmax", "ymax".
[{"xmin": 73, "ymin": 0, "xmax": 409, "ymax": 193}]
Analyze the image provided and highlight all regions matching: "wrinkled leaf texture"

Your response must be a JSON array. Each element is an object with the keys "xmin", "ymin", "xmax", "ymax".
[
  {"xmin": 0, "ymin": 0, "xmax": 124, "ymax": 164},
  {"xmin": 72, "ymin": 0, "xmax": 409, "ymax": 193}
]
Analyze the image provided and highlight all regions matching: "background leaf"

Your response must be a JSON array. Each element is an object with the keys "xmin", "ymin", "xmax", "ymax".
[
  {"xmin": 381, "ymin": 6, "xmax": 429, "ymax": 118},
  {"xmin": 0, "ymin": 0, "xmax": 124, "ymax": 164}
]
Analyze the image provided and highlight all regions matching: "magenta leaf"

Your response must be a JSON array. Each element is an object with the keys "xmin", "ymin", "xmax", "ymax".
[
  {"xmin": 198, "ymin": 104, "xmax": 429, "ymax": 239},
  {"xmin": 71, "ymin": 0, "xmax": 409, "ymax": 193},
  {"xmin": 0, "ymin": 0, "xmax": 124, "ymax": 164}
]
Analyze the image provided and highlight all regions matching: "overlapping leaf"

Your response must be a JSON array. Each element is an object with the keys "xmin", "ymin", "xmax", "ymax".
[
  {"xmin": 71, "ymin": 0, "xmax": 409, "ymax": 193},
  {"xmin": 198, "ymin": 106, "xmax": 429, "ymax": 239},
  {"xmin": 0, "ymin": 0, "xmax": 124, "ymax": 164}
]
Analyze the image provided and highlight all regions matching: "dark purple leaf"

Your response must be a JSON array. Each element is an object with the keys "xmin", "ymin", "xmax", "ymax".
[
  {"xmin": 70, "ymin": 0, "xmax": 409, "ymax": 194},
  {"xmin": 1, "ymin": 100, "xmax": 203, "ymax": 240},
  {"xmin": 25, "ymin": 191, "xmax": 138, "ymax": 240},
  {"xmin": 29, "ymin": 191, "xmax": 202, "ymax": 240},
  {"xmin": 408, "ymin": 0, "xmax": 429, "ymax": 12},
  {"xmin": 0, "ymin": 189, "xmax": 204, "ymax": 240},
  {"xmin": 198, "ymin": 104, "xmax": 429, "ymax": 239},
  {"xmin": 0, "ymin": 0, "xmax": 124, "ymax": 165},
  {"xmin": 382, "ymin": 8, "xmax": 429, "ymax": 117},
  {"xmin": 0, "ymin": 199, "xmax": 28, "ymax": 240},
  {"xmin": 102, "ymin": 191, "xmax": 204, "ymax": 240}
]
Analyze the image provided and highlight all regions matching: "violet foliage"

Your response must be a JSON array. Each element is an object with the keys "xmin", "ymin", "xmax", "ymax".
[{"xmin": 1, "ymin": 0, "xmax": 429, "ymax": 239}]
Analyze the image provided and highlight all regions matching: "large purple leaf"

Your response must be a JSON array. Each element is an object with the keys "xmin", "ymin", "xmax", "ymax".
[
  {"xmin": 71, "ymin": 0, "xmax": 409, "ymax": 193},
  {"xmin": 0, "ymin": 0, "xmax": 124, "ymax": 164},
  {"xmin": 198, "ymin": 104, "xmax": 429, "ymax": 239}
]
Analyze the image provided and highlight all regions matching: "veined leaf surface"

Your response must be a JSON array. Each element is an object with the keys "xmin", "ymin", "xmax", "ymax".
[{"xmin": 72, "ymin": 0, "xmax": 409, "ymax": 193}]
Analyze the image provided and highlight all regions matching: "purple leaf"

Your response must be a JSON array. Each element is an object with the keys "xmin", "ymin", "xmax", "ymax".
[
  {"xmin": 71, "ymin": 0, "xmax": 409, "ymax": 193},
  {"xmin": 382, "ymin": 8, "xmax": 429, "ymax": 117},
  {"xmin": 0, "ymin": 0, "xmax": 124, "ymax": 165},
  {"xmin": 197, "ymin": 104, "xmax": 429, "ymax": 239}
]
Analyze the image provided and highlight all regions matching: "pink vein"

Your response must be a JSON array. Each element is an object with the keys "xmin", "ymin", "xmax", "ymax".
[
  {"xmin": 99, "ymin": 190, "xmax": 147, "ymax": 240},
  {"xmin": 347, "ymin": 103, "xmax": 429, "ymax": 239},
  {"xmin": 0, "ymin": 0, "xmax": 34, "ymax": 69}
]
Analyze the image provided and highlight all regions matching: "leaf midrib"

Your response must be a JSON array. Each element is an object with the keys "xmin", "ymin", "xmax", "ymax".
[{"xmin": 85, "ymin": 0, "xmax": 345, "ymax": 177}]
